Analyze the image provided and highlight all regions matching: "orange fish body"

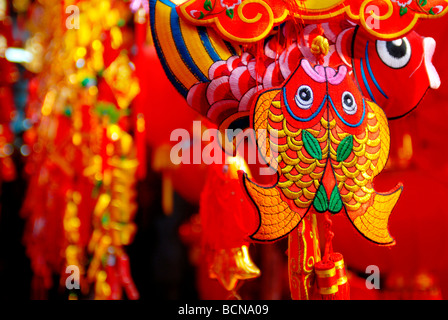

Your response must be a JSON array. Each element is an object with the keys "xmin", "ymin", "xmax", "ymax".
[{"xmin": 241, "ymin": 59, "xmax": 402, "ymax": 245}]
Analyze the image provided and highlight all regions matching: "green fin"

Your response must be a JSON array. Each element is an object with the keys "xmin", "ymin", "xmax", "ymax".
[
  {"xmin": 336, "ymin": 135, "xmax": 353, "ymax": 162},
  {"xmin": 302, "ymin": 130, "xmax": 323, "ymax": 160},
  {"xmin": 313, "ymin": 184, "xmax": 328, "ymax": 213},
  {"xmin": 329, "ymin": 185, "xmax": 343, "ymax": 213}
]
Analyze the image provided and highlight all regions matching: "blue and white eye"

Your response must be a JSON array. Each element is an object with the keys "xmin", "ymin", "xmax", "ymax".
[
  {"xmin": 376, "ymin": 38, "xmax": 411, "ymax": 69},
  {"xmin": 295, "ymin": 85, "xmax": 314, "ymax": 109},
  {"xmin": 342, "ymin": 91, "xmax": 357, "ymax": 115}
]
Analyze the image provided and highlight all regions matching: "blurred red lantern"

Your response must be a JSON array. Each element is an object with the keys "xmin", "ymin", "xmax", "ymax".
[
  {"xmin": 137, "ymin": 44, "xmax": 199, "ymax": 147},
  {"xmin": 133, "ymin": 25, "xmax": 208, "ymax": 204}
]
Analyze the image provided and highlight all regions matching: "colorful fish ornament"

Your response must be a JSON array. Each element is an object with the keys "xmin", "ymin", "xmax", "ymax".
[
  {"xmin": 336, "ymin": 25, "xmax": 441, "ymax": 119},
  {"xmin": 240, "ymin": 58, "xmax": 403, "ymax": 245}
]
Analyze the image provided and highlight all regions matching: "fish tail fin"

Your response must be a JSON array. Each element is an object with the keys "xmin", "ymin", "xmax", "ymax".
[
  {"xmin": 349, "ymin": 183, "xmax": 403, "ymax": 246},
  {"xmin": 240, "ymin": 171, "xmax": 306, "ymax": 242}
]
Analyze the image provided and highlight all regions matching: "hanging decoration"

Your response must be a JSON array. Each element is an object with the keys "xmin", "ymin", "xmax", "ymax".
[
  {"xmin": 200, "ymin": 152, "xmax": 260, "ymax": 297},
  {"xmin": 240, "ymin": 58, "xmax": 401, "ymax": 299},
  {"xmin": 0, "ymin": 0, "xmax": 443, "ymax": 301},
  {"xmin": 337, "ymin": 24, "xmax": 441, "ymax": 118},
  {"xmin": 177, "ymin": 0, "xmax": 448, "ymax": 42},
  {"xmin": 20, "ymin": 0, "xmax": 140, "ymax": 300},
  {"xmin": 241, "ymin": 59, "xmax": 401, "ymax": 245},
  {"xmin": 150, "ymin": 0, "xmax": 442, "ymax": 152},
  {"xmin": 0, "ymin": 0, "xmax": 18, "ymax": 187},
  {"xmin": 149, "ymin": 0, "xmax": 447, "ymax": 300}
]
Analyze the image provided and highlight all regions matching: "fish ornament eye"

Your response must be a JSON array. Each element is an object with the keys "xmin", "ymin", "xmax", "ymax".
[
  {"xmin": 376, "ymin": 37, "xmax": 412, "ymax": 69},
  {"xmin": 342, "ymin": 91, "xmax": 357, "ymax": 115},
  {"xmin": 295, "ymin": 85, "xmax": 314, "ymax": 109}
]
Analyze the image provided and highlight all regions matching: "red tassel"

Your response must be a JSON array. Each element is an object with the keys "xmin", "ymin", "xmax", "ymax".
[
  {"xmin": 119, "ymin": 253, "xmax": 140, "ymax": 300},
  {"xmin": 314, "ymin": 259, "xmax": 338, "ymax": 300},
  {"xmin": 330, "ymin": 252, "xmax": 350, "ymax": 300}
]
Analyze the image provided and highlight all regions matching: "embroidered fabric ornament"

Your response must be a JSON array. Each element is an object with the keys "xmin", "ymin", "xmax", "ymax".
[
  {"xmin": 150, "ymin": 6, "xmax": 441, "ymax": 147},
  {"xmin": 336, "ymin": 25, "xmax": 440, "ymax": 119},
  {"xmin": 240, "ymin": 59, "xmax": 402, "ymax": 245},
  {"xmin": 176, "ymin": 0, "xmax": 448, "ymax": 43},
  {"xmin": 149, "ymin": 0, "xmax": 446, "ymax": 301},
  {"xmin": 237, "ymin": 58, "xmax": 403, "ymax": 300}
]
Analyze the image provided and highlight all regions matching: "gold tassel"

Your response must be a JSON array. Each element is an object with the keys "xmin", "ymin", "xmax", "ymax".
[
  {"xmin": 330, "ymin": 252, "xmax": 350, "ymax": 300},
  {"xmin": 314, "ymin": 259, "xmax": 338, "ymax": 300}
]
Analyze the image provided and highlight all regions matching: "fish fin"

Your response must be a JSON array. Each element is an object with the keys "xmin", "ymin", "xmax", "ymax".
[
  {"xmin": 253, "ymin": 88, "xmax": 282, "ymax": 170},
  {"xmin": 240, "ymin": 171, "xmax": 307, "ymax": 242},
  {"xmin": 347, "ymin": 183, "xmax": 403, "ymax": 246}
]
